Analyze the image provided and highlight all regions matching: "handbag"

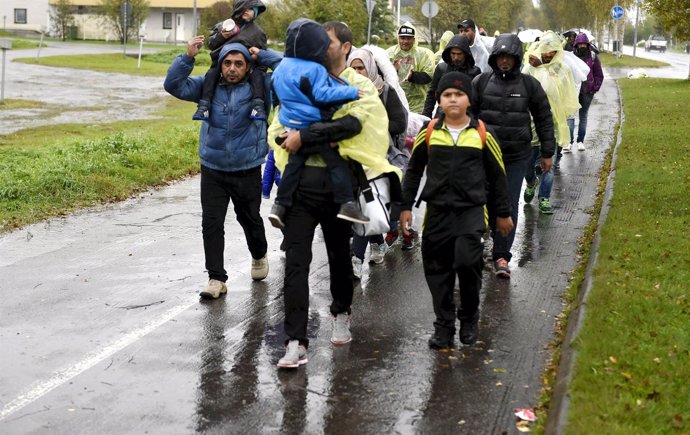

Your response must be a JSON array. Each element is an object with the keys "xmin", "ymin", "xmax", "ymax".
[{"xmin": 352, "ymin": 176, "xmax": 391, "ymax": 237}]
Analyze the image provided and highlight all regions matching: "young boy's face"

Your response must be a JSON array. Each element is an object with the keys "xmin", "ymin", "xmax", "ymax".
[
  {"xmin": 241, "ymin": 9, "xmax": 255, "ymax": 21},
  {"xmin": 439, "ymin": 88, "xmax": 469, "ymax": 118}
]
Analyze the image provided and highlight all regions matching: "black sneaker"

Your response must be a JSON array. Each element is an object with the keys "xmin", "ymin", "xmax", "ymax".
[
  {"xmin": 336, "ymin": 201, "xmax": 369, "ymax": 224},
  {"xmin": 428, "ymin": 331, "xmax": 455, "ymax": 349},
  {"xmin": 460, "ymin": 319, "xmax": 478, "ymax": 345},
  {"xmin": 268, "ymin": 204, "xmax": 286, "ymax": 229},
  {"xmin": 192, "ymin": 100, "xmax": 209, "ymax": 121}
]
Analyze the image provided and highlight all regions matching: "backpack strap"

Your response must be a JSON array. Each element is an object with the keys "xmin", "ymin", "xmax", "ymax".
[
  {"xmin": 426, "ymin": 118, "xmax": 486, "ymax": 151},
  {"xmin": 425, "ymin": 118, "xmax": 439, "ymax": 153},
  {"xmin": 477, "ymin": 119, "xmax": 486, "ymax": 146}
]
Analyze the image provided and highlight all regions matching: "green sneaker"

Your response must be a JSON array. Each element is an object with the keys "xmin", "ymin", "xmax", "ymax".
[
  {"xmin": 523, "ymin": 180, "xmax": 537, "ymax": 203},
  {"xmin": 539, "ymin": 198, "xmax": 554, "ymax": 214}
]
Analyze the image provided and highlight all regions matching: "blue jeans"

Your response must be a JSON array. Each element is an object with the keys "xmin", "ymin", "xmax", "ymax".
[
  {"xmin": 492, "ymin": 157, "xmax": 529, "ymax": 262},
  {"xmin": 567, "ymin": 92, "xmax": 595, "ymax": 144},
  {"xmin": 525, "ymin": 147, "xmax": 553, "ymax": 200}
]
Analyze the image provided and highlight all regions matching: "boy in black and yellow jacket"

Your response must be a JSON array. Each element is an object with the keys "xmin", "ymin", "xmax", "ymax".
[{"xmin": 400, "ymin": 72, "xmax": 513, "ymax": 349}]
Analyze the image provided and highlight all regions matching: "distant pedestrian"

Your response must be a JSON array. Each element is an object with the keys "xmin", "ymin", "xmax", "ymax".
[
  {"xmin": 192, "ymin": 0, "xmax": 269, "ymax": 122},
  {"xmin": 457, "ymin": 19, "xmax": 492, "ymax": 72},
  {"xmin": 423, "ymin": 34, "xmax": 481, "ymax": 118},
  {"xmin": 522, "ymin": 31, "xmax": 580, "ymax": 214},
  {"xmin": 386, "ymin": 21, "xmax": 436, "ymax": 113},
  {"xmin": 567, "ymin": 32, "xmax": 603, "ymax": 152},
  {"xmin": 164, "ymin": 38, "xmax": 279, "ymax": 299},
  {"xmin": 400, "ymin": 72, "xmax": 513, "ymax": 348},
  {"xmin": 471, "ymin": 33, "xmax": 555, "ymax": 279}
]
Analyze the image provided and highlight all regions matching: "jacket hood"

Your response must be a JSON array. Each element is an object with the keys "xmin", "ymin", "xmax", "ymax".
[
  {"xmin": 488, "ymin": 33, "xmax": 523, "ymax": 76},
  {"xmin": 284, "ymin": 18, "xmax": 330, "ymax": 63},
  {"xmin": 574, "ymin": 32, "xmax": 590, "ymax": 45},
  {"xmin": 442, "ymin": 35, "xmax": 475, "ymax": 67},
  {"xmin": 232, "ymin": 0, "xmax": 266, "ymax": 21},
  {"xmin": 219, "ymin": 43, "xmax": 252, "ymax": 64}
]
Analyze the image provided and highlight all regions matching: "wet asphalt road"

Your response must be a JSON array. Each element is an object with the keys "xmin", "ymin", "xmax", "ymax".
[{"xmin": 1, "ymin": 75, "xmax": 619, "ymax": 433}]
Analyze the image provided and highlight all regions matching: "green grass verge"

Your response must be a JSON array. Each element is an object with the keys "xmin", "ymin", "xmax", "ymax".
[
  {"xmin": 564, "ymin": 78, "xmax": 690, "ymax": 433},
  {"xmin": 10, "ymin": 39, "xmax": 45, "ymax": 49},
  {"xmin": 14, "ymin": 50, "xmax": 210, "ymax": 76},
  {"xmin": 598, "ymin": 52, "xmax": 669, "ymax": 68},
  {"xmin": 0, "ymin": 97, "xmax": 201, "ymax": 232},
  {"xmin": 0, "ymin": 99, "xmax": 45, "ymax": 110}
]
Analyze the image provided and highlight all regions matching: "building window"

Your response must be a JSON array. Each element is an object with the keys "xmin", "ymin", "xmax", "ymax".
[
  {"xmin": 14, "ymin": 9, "xmax": 27, "ymax": 24},
  {"xmin": 163, "ymin": 12, "xmax": 172, "ymax": 29}
]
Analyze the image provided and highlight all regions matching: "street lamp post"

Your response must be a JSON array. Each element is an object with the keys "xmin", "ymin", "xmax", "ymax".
[
  {"xmin": 193, "ymin": 0, "xmax": 197, "ymax": 37},
  {"xmin": 632, "ymin": 0, "xmax": 640, "ymax": 58}
]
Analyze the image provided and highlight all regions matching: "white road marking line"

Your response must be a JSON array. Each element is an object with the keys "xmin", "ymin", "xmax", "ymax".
[{"xmin": 0, "ymin": 301, "xmax": 195, "ymax": 421}]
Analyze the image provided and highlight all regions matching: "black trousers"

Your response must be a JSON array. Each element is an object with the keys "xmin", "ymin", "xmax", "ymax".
[
  {"xmin": 282, "ymin": 166, "xmax": 355, "ymax": 347},
  {"xmin": 421, "ymin": 205, "xmax": 485, "ymax": 337},
  {"xmin": 200, "ymin": 165, "xmax": 267, "ymax": 282}
]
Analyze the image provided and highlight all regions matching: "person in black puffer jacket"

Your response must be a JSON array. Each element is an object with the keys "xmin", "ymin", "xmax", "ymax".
[
  {"xmin": 422, "ymin": 35, "xmax": 481, "ymax": 118},
  {"xmin": 470, "ymin": 33, "xmax": 555, "ymax": 280}
]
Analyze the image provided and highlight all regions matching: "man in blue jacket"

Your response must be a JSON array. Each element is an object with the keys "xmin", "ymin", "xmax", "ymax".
[{"xmin": 164, "ymin": 38, "xmax": 273, "ymax": 299}]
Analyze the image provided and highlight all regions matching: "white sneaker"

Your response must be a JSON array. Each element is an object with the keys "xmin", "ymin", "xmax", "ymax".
[
  {"xmin": 331, "ymin": 314, "xmax": 352, "ymax": 345},
  {"xmin": 577, "ymin": 142, "xmax": 585, "ymax": 151},
  {"xmin": 276, "ymin": 340, "xmax": 308, "ymax": 368},
  {"xmin": 562, "ymin": 143, "xmax": 572, "ymax": 153},
  {"xmin": 199, "ymin": 279, "xmax": 227, "ymax": 299},
  {"xmin": 369, "ymin": 243, "xmax": 388, "ymax": 264},
  {"xmin": 251, "ymin": 255, "xmax": 268, "ymax": 281},
  {"xmin": 351, "ymin": 256, "xmax": 363, "ymax": 280}
]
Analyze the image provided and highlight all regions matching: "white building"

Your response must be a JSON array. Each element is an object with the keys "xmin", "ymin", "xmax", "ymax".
[{"xmin": 0, "ymin": 0, "xmax": 216, "ymax": 43}]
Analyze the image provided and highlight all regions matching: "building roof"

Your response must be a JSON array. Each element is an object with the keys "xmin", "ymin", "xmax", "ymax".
[{"xmin": 49, "ymin": 0, "xmax": 218, "ymax": 7}]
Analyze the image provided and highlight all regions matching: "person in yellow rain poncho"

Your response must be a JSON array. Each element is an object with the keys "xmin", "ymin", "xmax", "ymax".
[
  {"xmin": 434, "ymin": 30, "xmax": 455, "ymax": 64},
  {"xmin": 521, "ymin": 30, "xmax": 580, "ymax": 215},
  {"xmin": 522, "ymin": 31, "xmax": 580, "ymax": 150},
  {"xmin": 386, "ymin": 22, "xmax": 436, "ymax": 114},
  {"xmin": 268, "ymin": 21, "xmax": 402, "ymax": 369}
]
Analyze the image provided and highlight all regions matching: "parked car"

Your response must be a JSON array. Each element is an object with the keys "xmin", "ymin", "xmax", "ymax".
[{"xmin": 645, "ymin": 35, "xmax": 667, "ymax": 52}]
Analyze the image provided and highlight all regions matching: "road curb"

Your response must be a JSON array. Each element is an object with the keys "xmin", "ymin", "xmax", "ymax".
[{"xmin": 543, "ymin": 77, "xmax": 625, "ymax": 434}]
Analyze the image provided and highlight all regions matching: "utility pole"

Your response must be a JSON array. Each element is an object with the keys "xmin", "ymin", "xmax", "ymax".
[{"xmin": 632, "ymin": 0, "xmax": 640, "ymax": 57}]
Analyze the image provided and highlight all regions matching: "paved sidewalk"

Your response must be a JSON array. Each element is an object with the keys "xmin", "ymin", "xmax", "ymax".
[{"xmin": 0, "ymin": 77, "xmax": 620, "ymax": 434}]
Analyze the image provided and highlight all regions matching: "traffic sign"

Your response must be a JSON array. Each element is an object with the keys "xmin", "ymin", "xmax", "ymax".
[
  {"xmin": 365, "ymin": 0, "xmax": 376, "ymax": 14},
  {"xmin": 611, "ymin": 5, "xmax": 624, "ymax": 19},
  {"xmin": 421, "ymin": 1, "xmax": 439, "ymax": 18}
]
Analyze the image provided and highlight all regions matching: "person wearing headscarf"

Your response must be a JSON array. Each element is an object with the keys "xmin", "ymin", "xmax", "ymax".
[
  {"xmin": 347, "ymin": 47, "xmax": 409, "ymax": 278},
  {"xmin": 386, "ymin": 22, "xmax": 436, "ymax": 113},
  {"xmin": 423, "ymin": 34, "xmax": 481, "ymax": 118}
]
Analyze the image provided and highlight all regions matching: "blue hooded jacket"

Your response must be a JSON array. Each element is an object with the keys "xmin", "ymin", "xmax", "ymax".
[
  {"xmin": 164, "ymin": 43, "xmax": 280, "ymax": 172},
  {"xmin": 272, "ymin": 18, "xmax": 359, "ymax": 129}
]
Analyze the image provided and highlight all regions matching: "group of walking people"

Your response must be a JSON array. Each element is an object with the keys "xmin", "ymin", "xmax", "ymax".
[{"xmin": 163, "ymin": 2, "xmax": 604, "ymax": 367}]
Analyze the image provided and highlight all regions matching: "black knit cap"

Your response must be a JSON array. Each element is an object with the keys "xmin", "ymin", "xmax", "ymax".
[{"xmin": 436, "ymin": 72, "xmax": 473, "ymax": 102}]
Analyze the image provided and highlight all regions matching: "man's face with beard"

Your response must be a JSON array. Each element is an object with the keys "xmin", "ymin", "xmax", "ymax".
[
  {"xmin": 496, "ymin": 53, "xmax": 515, "ymax": 72},
  {"xmin": 541, "ymin": 50, "xmax": 557, "ymax": 64},
  {"xmin": 449, "ymin": 48, "xmax": 465, "ymax": 66}
]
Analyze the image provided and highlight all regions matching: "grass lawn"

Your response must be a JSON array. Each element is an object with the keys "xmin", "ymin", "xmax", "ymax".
[
  {"xmin": 14, "ymin": 51, "xmax": 209, "ymax": 76},
  {"xmin": 0, "ymin": 99, "xmax": 45, "ymax": 110},
  {"xmin": 0, "ymin": 97, "xmax": 201, "ymax": 232},
  {"xmin": 598, "ymin": 52, "xmax": 669, "ymax": 68},
  {"xmin": 10, "ymin": 39, "xmax": 46, "ymax": 50},
  {"xmin": 562, "ymin": 78, "xmax": 690, "ymax": 433}
]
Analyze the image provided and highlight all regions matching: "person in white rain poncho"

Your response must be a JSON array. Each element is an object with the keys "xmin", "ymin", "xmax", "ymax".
[
  {"xmin": 387, "ymin": 22, "xmax": 436, "ymax": 114},
  {"xmin": 457, "ymin": 19, "xmax": 493, "ymax": 73},
  {"xmin": 521, "ymin": 31, "xmax": 581, "ymax": 214}
]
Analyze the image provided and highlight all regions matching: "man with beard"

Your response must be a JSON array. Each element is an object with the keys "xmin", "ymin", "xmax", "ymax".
[
  {"xmin": 471, "ymin": 33, "xmax": 555, "ymax": 279},
  {"xmin": 423, "ymin": 34, "xmax": 481, "ymax": 118},
  {"xmin": 386, "ymin": 21, "xmax": 436, "ymax": 113},
  {"xmin": 457, "ymin": 19, "xmax": 492, "ymax": 72}
]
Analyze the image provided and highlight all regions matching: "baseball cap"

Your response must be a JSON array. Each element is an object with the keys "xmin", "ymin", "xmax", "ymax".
[
  {"xmin": 398, "ymin": 24, "xmax": 415, "ymax": 37},
  {"xmin": 458, "ymin": 19, "xmax": 475, "ymax": 30}
]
